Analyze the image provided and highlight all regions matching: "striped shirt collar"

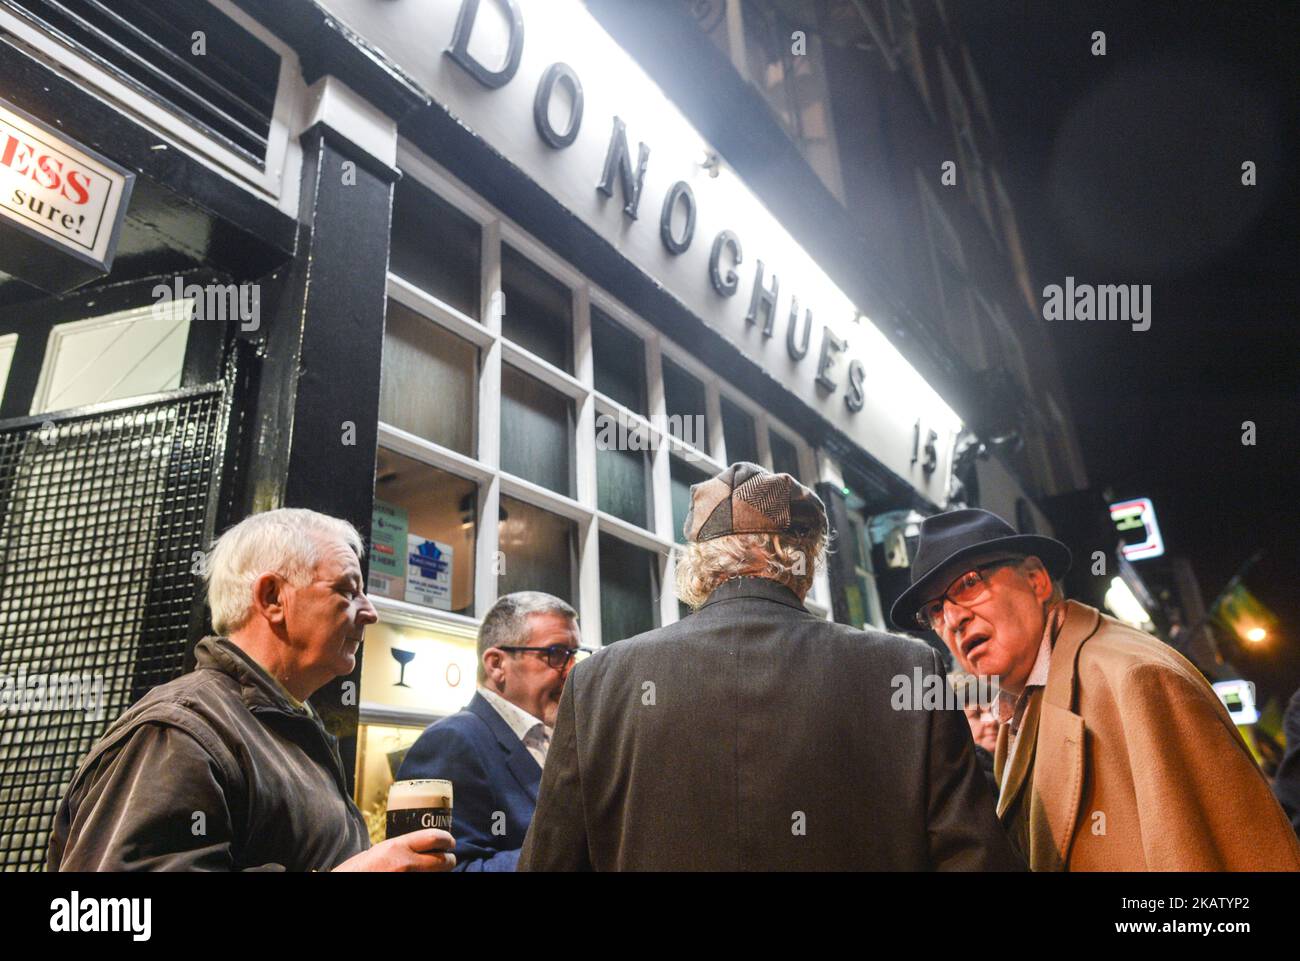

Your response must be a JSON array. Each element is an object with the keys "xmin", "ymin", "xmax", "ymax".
[{"xmin": 477, "ymin": 685, "xmax": 549, "ymax": 743}]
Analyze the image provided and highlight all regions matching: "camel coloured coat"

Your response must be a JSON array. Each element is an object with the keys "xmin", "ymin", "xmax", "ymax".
[{"xmin": 995, "ymin": 601, "xmax": 1300, "ymax": 871}]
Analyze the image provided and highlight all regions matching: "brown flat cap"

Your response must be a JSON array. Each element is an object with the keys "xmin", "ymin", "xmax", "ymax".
[{"xmin": 684, "ymin": 462, "xmax": 827, "ymax": 543}]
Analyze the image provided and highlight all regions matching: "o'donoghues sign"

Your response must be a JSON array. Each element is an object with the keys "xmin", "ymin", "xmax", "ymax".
[
  {"xmin": 0, "ymin": 97, "xmax": 134, "ymax": 292},
  {"xmin": 320, "ymin": 0, "xmax": 964, "ymax": 505}
]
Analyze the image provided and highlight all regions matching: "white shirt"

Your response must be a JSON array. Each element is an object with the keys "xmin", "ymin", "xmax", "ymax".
[{"xmin": 477, "ymin": 686, "xmax": 552, "ymax": 769}]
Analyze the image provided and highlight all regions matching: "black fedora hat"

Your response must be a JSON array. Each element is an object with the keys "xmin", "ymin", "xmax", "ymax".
[{"xmin": 888, "ymin": 508, "xmax": 1071, "ymax": 631}]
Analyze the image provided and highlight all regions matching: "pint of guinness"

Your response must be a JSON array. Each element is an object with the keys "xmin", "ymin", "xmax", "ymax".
[{"xmin": 386, "ymin": 779, "xmax": 454, "ymax": 839}]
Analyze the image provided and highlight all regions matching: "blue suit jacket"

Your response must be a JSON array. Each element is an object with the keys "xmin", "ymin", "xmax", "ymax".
[{"xmin": 397, "ymin": 692, "xmax": 541, "ymax": 871}]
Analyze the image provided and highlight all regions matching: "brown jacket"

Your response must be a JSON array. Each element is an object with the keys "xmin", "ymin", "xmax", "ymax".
[
  {"xmin": 995, "ymin": 600, "xmax": 1300, "ymax": 871},
  {"xmin": 48, "ymin": 637, "xmax": 369, "ymax": 871}
]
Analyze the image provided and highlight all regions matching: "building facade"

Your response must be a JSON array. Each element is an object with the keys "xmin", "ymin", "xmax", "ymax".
[{"xmin": 0, "ymin": 0, "xmax": 1088, "ymax": 863}]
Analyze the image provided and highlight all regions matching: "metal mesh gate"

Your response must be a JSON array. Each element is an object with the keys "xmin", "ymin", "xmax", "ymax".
[{"xmin": 0, "ymin": 386, "xmax": 226, "ymax": 870}]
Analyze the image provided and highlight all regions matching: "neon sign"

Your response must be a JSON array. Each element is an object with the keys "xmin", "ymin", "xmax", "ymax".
[{"xmin": 1109, "ymin": 497, "xmax": 1164, "ymax": 560}]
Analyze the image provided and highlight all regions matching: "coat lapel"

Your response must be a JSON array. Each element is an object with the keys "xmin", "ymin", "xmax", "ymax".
[
  {"xmin": 468, "ymin": 693, "xmax": 543, "ymax": 803},
  {"xmin": 1030, "ymin": 703, "xmax": 1084, "ymax": 871},
  {"xmin": 1028, "ymin": 601, "xmax": 1101, "ymax": 869}
]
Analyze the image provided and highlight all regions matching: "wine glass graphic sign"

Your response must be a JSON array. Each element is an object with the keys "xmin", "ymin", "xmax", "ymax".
[{"xmin": 391, "ymin": 648, "xmax": 416, "ymax": 688}]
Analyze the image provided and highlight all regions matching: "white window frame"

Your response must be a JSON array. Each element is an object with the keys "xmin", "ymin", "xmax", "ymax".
[
  {"xmin": 0, "ymin": 0, "xmax": 308, "ymax": 217},
  {"xmin": 373, "ymin": 140, "xmax": 829, "ymax": 668}
]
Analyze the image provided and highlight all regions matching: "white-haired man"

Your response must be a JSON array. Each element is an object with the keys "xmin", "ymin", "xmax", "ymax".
[
  {"xmin": 48, "ymin": 508, "xmax": 455, "ymax": 871},
  {"xmin": 520, "ymin": 462, "xmax": 1020, "ymax": 871}
]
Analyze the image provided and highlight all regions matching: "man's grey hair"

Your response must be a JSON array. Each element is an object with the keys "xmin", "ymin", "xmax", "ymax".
[
  {"xmin": 206, "ymin": 508, "xmax": 364, "ymax": 636},
  {"xmin": 477, "ymin": 591, "xmax": 577, "ymax": 684},
  {"xmin": 675, "ymin": 531, "xmax": 827, "ymax": 610}
]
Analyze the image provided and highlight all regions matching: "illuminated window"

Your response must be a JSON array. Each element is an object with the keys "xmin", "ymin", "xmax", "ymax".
[
  {"xmin": 592, "ymin": 307, "xmax": 646, "ymax": 414},
  {"xmin": 380, "ymin": 301, "xmax": 478, "ymax": 456},
  {"xmin": 372, "ymin": 448, "xmax": 478, "ymax": 617},
  {"xmin": 390, "ymin": 176, "xmax": 481, "ymax": 320},
  {"xmin": 720, "ymin": 396, "xmax": 758, "ymax": 465},
  {"xmin": 597, "ymin": 429, "xmax": 653, "ymax": 530},
  {"xmin": 500, "ymin": 365, "xmax": 575, "ymax": 497},
  {"xmin": 663, "ymin": 358, "xmax": 710, "ymax": 455},
  {"xmin": 498, "ymin": 496, "xmax": 577, "ymax": 606},
  {"xmin": 502, "ymin": 244, "xmax": 572, "ymax": 372},
  {"xmin": 599, "ymin": 534, "xmax": 660, "ymax": 645}
]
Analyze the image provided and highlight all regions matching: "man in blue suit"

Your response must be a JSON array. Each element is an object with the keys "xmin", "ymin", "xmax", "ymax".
[{"xmin": 398, "ymin": 592, "xmax": 584, "ymax": 871}]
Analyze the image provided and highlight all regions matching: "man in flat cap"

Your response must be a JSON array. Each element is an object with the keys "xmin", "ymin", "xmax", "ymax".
[
  {"xmin": 890, "ymin": 508, "xmax": 1300, "ymax": 870},
  {"xmin": 519, "ymin": 463, "xmax": 1020, "ymax": 871}
]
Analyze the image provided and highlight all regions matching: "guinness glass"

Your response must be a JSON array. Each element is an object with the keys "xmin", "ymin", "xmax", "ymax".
[{"xmin": 386, "ymin": 779, "xmax": 454, "ymax": 839}]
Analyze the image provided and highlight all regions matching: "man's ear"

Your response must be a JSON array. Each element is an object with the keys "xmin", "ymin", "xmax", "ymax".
[
  {"xmin": 482, "ymin": 649, "xmax": 503, "ymax": 684},
  {"xmin": 1025, "ymin": 561, "xmax": 1053, "ymax": 602},
  {"xmin": 251, "ymin": 572, "xmax": 287, "ymax": 626}
]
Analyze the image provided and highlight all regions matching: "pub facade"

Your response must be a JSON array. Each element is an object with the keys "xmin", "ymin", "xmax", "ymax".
[{"xmin": 0, "ymin": 0, "xmax": 1077, "ymax": 861}]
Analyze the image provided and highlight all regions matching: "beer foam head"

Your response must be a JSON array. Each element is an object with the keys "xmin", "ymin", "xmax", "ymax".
[{"xmin": 387, "ymin": 778, "xmax": 453, "ymax": 810}]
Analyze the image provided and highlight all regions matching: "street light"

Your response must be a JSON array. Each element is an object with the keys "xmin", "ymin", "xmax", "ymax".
[{"xmin": 1245, "ymin": 627, "xmax": 1267, "ymax": 643}]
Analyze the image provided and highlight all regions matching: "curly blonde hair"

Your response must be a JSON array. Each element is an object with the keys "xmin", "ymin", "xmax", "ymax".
[{"xmin": 674, "ymin": 531, "xmax": 827, "ymax": 610}]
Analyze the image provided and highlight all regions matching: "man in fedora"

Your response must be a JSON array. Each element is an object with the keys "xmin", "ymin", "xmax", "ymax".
[
  {"xmin": 519, "ymin": 463, "xmax": 1021, "ymax": 871},
  {"xmin": 891, "ymin": 508, "xmax": 1300, "ymax": 870}
]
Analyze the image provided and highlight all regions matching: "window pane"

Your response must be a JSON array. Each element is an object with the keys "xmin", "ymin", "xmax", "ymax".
[
  {"xmin": 379, "ymin": 302, "xmax": 477, "ymax": 456},
  {"xmin": 591, "ymin": 307, "xmax": 645, "ymax": 413},
  {"xmin": 501, "ymin": 245, "xmax": 572, "ymax": 372},
  {"xmin": 662, "ymin": 358, "xmax": 709, "ymax": 454},
  {"xmin": 372, "ymin": 448, "xmax": 478, "ymax": 616},
  {"xmin": 770, "ymin": 431, "xmax": 801, "ymax": 479},
  {"xmin": 596, "ymin": 424, "xmax": 652, "ymax": 529},
  {"xmin": 720, "ymin": 396, "xmax": 759, "ymax": 465},
  {"xmin": 670, "ymin": 455, "xmax": 711, "ymax": 544},
  {"xmin": 500, "ymin": 366, "xmax": 574, "ymax": 497},
  {"xmin": 599, "ymin": 534, "xmax": 660, "ymax": 644},
  {"xmin": 499, "ymin": 496, "xmax": 577, "ymax": 606},
  {"xmin": 390, "ymin": 176, "xmax": 481, "ymax": 320},
  {"xmin": 33, "ymin": 301, "xmax": 190, "ymax": 415}
]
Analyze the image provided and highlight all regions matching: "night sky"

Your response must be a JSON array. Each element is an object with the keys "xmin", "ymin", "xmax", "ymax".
[{"xmin": 956, "ymin": 2, "xmax": 1299, "ymax": 699}]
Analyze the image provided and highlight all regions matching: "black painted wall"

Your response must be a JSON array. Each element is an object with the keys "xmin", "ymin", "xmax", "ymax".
[{"xmin": 247, "ymin": 126, "xmax": 398, "ymax": 781}]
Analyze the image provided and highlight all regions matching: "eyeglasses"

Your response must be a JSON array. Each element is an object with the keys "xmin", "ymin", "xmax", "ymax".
[
  {"xmin": 914, "ymin": 560, "xmax": 1021, "ymax": 631},
  {"xmin": 494, "ymin": 644, "xmax": 594, "ymax": 670}
]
